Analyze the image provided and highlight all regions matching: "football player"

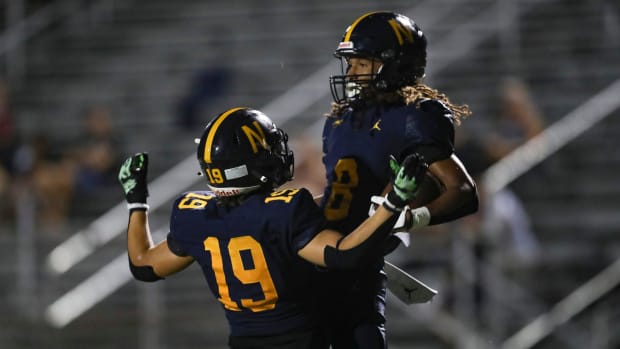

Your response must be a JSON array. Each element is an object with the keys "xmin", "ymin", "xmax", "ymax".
[
  {"xmin": 118, "ymin": 107, "xmax": 428, "ymax": 349},
  {"xmin": 317, "ymin": 11, "xmax": 479, "ymax": 348}
]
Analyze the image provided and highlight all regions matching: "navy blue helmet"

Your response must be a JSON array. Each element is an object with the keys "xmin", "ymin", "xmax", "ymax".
[
  {"xmin": 330, "ymin": 11, "xmax": 427, "ymax": 104},
  {"xmin": 196, "ymin": 107, "xmax": 294, "ymax": 197}
]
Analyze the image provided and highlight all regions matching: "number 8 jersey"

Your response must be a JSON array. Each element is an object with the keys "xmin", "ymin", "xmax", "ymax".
[
  {"xmin": 166, "ymin": 188, "xmax": 325, "ymax": 337},
  {"xmin": 320, "ymin": 102, "xmax": 455, "ymax": 234}
]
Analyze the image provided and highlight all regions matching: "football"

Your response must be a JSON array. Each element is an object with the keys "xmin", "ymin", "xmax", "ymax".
[{"xmin": 407, "ymin": 172, "xmax": 443, "ymax": 208}]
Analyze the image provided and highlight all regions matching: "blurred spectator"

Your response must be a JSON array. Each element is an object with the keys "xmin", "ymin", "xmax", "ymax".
[
  {"xmin": 21, "ymin": 104, "xmax": 124, "ymax": 232},
  {"xmin": 457, "ymin": 77, "xmax": 545, "ymax": 267},
  {"xmin": 484, "ymin": 77, "xmax": 544, "ymax": 162},
  {"xmin": 0, "ymin": 80, "xmax": 42, "ymax": 227},
  {"xmin": 175, "ymin": 66, "xmax": 231, "ymax": 130},
  {"xmin": 0, "ymin": 80, "xmax": 19, "ymax": 222},
  {"xmin": 281, "ymin": 134, "xmax": 325, "ymax": 197},
  {"xmin": 29, "ymin": 133, "xmax": 76, "ymax": 232},
  {"xmin": 0, "ymin": 1, "xmax": 76, "ymax": 227},
  {"xmin": 448, "ymin": 77, "xmax": 545, "ymax": 330},
  {"xmin": 68, "ymin": 105, "xmax": 124, "ymax": 196},
  {"xmin": 457, "ymin": 136, "xmax": 542, "ymax": 268}
]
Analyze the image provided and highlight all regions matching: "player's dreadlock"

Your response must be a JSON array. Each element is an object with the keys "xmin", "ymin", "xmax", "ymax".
[
  {"xmin": 401, "ymin": 84, "xmax": 472, "ymax": 125},
  {"xmin": 328, "ymin": 83, "xmax": 472, "ymax": 125}
]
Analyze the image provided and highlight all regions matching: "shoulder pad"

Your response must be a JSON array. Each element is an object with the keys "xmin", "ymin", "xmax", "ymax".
[
  {"xmin": 419, "ymin": 99, "xmax": 451, "ymax": 115},
  {"xmin": 175, "ymin": 190, "xmax": 214, "ymax": 199},
  {"xmin": 264, "ymin": 188, "xmax": 310, "ymax": 204},
  {"xmin": 173, "ymin": 191, "xmax": 216, "ymax": 209}
]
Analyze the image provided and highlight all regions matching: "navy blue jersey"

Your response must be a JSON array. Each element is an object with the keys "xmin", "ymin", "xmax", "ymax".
[
  {"xmin": 167, "ymin": 188, "xmax": 326, "ymax": 337},
  {"xmin": 320, "ymin": 100, "xmax": 455, "ymax": 234},
  {"xmin": 315, "ymin": 100, "xmax": 456, "ymax": 347}
]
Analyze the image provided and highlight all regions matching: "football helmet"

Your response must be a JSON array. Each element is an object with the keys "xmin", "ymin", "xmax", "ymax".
[
  {"xmin": 196, "ymin": 107, "xmax": 294, "ymax": 197},
  {"xmin": 329, "ymin": 11, "xmax": 427, "ymax": 104}
]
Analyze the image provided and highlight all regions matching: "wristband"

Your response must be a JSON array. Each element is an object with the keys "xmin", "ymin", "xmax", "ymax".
[
  {"xmin": 409, "ymin": 206, "xmax": 431, "ymax": 228},
  {"xmin": 369, "ymin": 196, "xmax": 408, "ymax": 230},
  {"xmin": 382, "ymin": 194, "xmax": 403, "ymax": 213},
  {"xmin": 368, "ymin": 196, "xmax": 384, "ymax": 216},
  {"xmin": 127, "ymin": 203, "xmax": 149, "ymax": 212}
]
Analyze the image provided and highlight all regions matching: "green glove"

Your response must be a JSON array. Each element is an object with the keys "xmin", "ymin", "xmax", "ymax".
[
  {"xmin": 383, "ymin": 153, "xmax": 428, "ymax": 212},
  {"xmin": 118, "ymin": 152, "xmax": 149, "ymax": 210}
]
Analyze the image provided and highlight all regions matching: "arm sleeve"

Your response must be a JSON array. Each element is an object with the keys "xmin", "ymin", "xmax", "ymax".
[
  {"xmin": 323, "ymin": 214, "xmax": 398, "ymax": 270},
  {"xmin": 128, "ymin": 256, "xmax": 163, "ymax": 282}
]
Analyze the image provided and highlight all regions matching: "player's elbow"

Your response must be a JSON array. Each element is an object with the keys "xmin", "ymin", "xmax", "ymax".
[
  {"xmin": 128, "ymin": 257, "xmax": 163, "ymax": 282},
  {"xmin": 460, "ymin": 180, "xmax": 479, "ymax": 215},
  {"xmin": 442, "ymin": 181, "xmax": 479, "ymax": 221}
]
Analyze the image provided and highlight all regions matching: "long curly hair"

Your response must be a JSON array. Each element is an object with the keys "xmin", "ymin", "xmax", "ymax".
[{"xmin": 328, "ymin": 83, "xmax": 472, "ymax": 125}]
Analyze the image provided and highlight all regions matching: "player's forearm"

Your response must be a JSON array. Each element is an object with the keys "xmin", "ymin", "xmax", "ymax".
[
  {"xmin": 127, "ymin": 210, "xmax": 155, "ymax": 265},
  {"xmin": 426, "ymin": 182, "xmax": 478, "ymax": 225},
  {"xmin": 119, "ymin": 153, "xmax": 164, "ymax": 282},
  {"xmin": 126, "ymin": 210, "xmax": 165, "ymax": 282},
  {"xmin": 338, "ymin": 205, "xmax": 394, "ymax": 250},
  {"xmin": 424, "ymin": 154, "xmax": 478, "ymax": 225},
  {"xmin": 323, "ymin": 208, "xmax": 398, "ymax": 270}
]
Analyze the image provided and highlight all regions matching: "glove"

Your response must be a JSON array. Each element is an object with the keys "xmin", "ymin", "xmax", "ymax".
[
  {"xmin": 118, "ymin": 152, "xmax": 149, "ymax": 211},
  {"xmin": 383, "ymin": 153, "xmax": 428, "ymax": 212}
]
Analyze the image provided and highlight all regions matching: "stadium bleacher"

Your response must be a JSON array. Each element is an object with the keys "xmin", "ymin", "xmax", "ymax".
[{"xmin": 2, "ymin": 1, "xmax": 619, "ymax": 348}]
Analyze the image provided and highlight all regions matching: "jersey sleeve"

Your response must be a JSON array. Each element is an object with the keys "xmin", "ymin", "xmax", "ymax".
[
  {"xmin": 166, "ymin": 233, "xmax": 189, "ymax": 257},
  {"xmin": 166, "ymin": 192, "xmax": 192, "ymax": 257},
  {"xmin": 403, "ymin": 100, "xmax": 456, "ymax": 163},
  {"xmin": 291, "ymin": 189, "xmax": 327, "ymax": 251},
  {"xmin": 268, "ymin": 188, "xmax": 327, "ymax": 253},
  {"xmin": 167, "ymin": 191, "xmax": 215, "ymax": 257}
]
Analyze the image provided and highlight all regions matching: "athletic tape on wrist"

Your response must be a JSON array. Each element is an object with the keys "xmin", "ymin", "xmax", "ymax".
[
  {"xmin": 127, "ymin": 203, "xmax": 149, "ymax": 211},
  {"xmin": 382, "ymin": 194, "xmax": 403, "ymax": 213},
  {"xmin": 409, "ymin": 206, "xmax": 431, "ymax": 228},
  {"xmin": 368, "ymin": 196, "xmax": 384, "ymax": 217},
  {"xmin": 369, "ymin": 196, "xmax": 409, "ymax": 230}
]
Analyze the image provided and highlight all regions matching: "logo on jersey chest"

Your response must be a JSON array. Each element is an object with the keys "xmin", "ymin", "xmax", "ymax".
[{"xmin": 371, "ymin": 119, "xmax": 382, "ymax": 132}]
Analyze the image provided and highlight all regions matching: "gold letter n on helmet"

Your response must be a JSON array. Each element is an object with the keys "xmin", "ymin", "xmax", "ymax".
[{"xmin": 241, "ymin": 121, "xmax": 268, "ymax": 154}]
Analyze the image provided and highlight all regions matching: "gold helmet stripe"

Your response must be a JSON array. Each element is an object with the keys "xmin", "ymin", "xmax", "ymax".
[
  {"xmin": 387, "ymin": 17, "xmax": 414, "ymax": 46},
  {"xmin": 204, "ymin": 107, "xmax": 246, "ymax": 163},
  {"xmin": 343, "ymin": 11, "xmax": 381, "ymax": 42}
]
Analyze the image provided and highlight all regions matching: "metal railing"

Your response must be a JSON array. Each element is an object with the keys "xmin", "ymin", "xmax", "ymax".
[{"xmin": 0, "ymin": 0, "xmax": 126, "ymax": 82}]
